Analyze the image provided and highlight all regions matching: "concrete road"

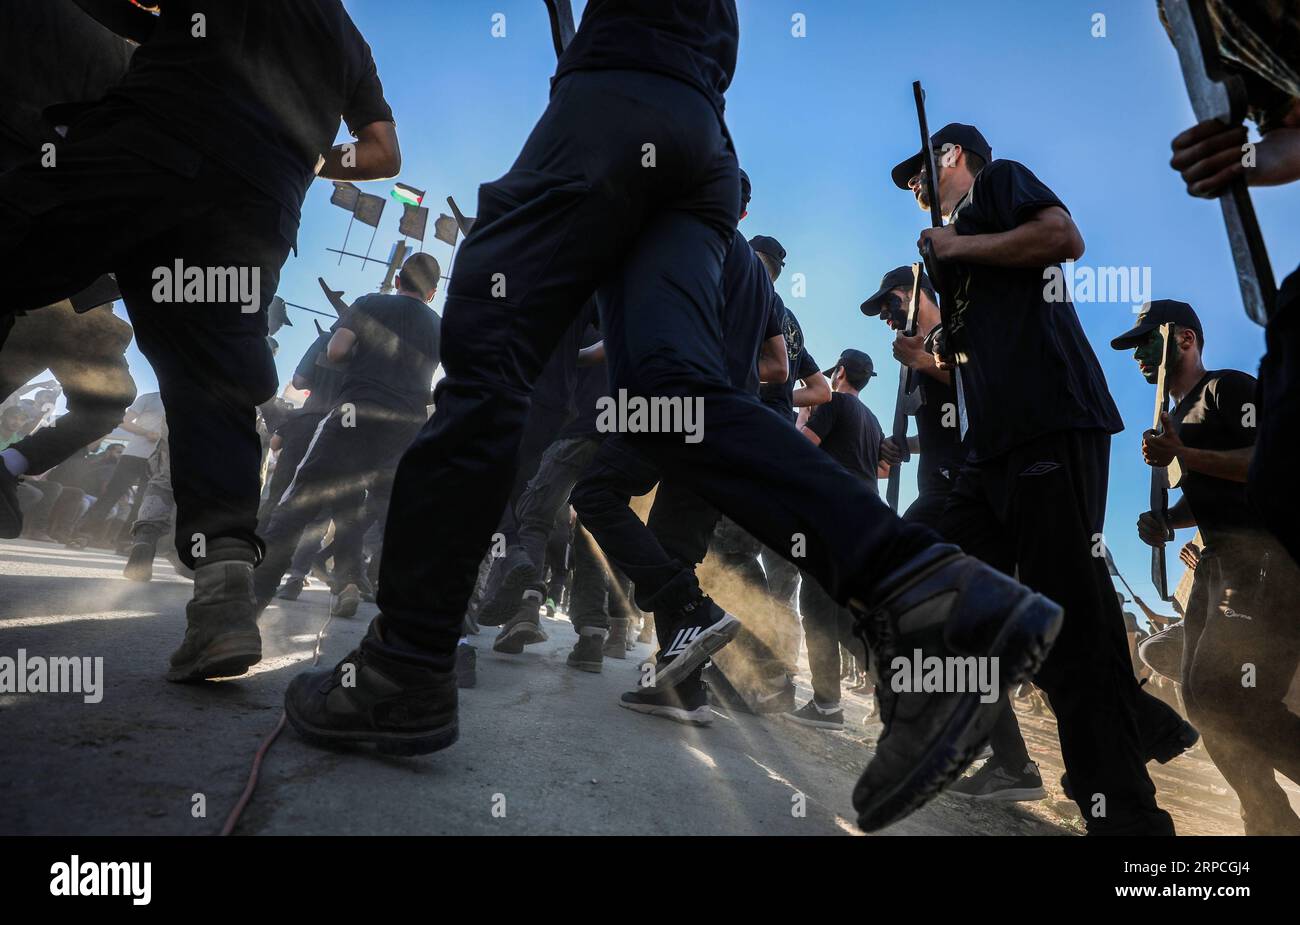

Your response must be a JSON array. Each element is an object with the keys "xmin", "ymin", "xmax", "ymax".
[{"xmin": 0, "ymin": 538, "xmax": 1281, "ymax": 835}]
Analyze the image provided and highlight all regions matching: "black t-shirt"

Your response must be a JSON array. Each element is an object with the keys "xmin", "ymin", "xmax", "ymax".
[
  {"xmin": 336, "ymin": 293, "xmax": 440, "ymax": 418},
  {"xmin": 102, "ymin": 1, "xmax": 393, "ymax": 224},
  {"xmin": 1171, "ymin": 369, "xmax": 1261, "ymax": 545},
  {"xmin": 914, "ymin": 373, "xmax": 964, "ymax": 495},
  {"xmin": 720, "ymin": 231, "xmax": 785, "ymax": 393},
  {"xmin": 806, "ymin": 392, "xmax": 883, "ymax": 491},
  {"xmin": 556, "ymin": 0, "xmax": 738, "ymax": 116},
  {"xmin": 948, "ymin": 159, "xmax": 1123, "ymax": 462},
  {"xmin": 293, "ymin": 333, "xmax": 348, "ymax": 416},
  {"xmin": 760, "ymin": 301, "xmax": 819, "ymax": 421},
  {"xmin": 0, "ymin": 0, "xmax": 133, "ymax": 162}
]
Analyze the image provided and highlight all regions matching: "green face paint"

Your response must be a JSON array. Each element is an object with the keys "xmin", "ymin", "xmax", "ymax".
[{"xmin": 1133, "ymin": 329, "xmax": 1165, "ymax": 385}]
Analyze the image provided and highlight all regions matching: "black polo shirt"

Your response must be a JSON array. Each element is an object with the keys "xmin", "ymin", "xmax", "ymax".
[
  {"xmin": 336, "ymin": 293, "xmax": 440, "ymax": 419},
  {"xmin": 806, "ymin": 392, "xmax": 883, "ymax": 492}
]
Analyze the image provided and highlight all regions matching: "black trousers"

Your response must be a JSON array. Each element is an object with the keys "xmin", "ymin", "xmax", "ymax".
[
  {"xmin": 1180, "ymin": 540, "xmax": 1300, "ymax": 827},
  {"xmin": 259, "ymin": 411, "xmax": 326, "ymax": 530},
  {"xmin": 255, "ymin": 403, "xmax": 421, "ymax": 603},
  {"xmin": 370, "ymin": 70, "xmax": 935, "ymax": 669},
  {"xmin": 0, "ymin": 113, "xmax": 290, "ymax": 567},
  {"xmin": 939, "ymin": 430, "xmax": 1171, "ymax": 835}
]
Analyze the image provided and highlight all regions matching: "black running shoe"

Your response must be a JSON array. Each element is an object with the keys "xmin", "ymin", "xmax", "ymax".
[
  {"xmin": 847, "ymin": 545, "xmax": 1063, "ymax": 832},
  {"xmin": 620, "ymin": 674, "xmax": 712, "ymax": 726},
  {"xmin": 277, "ymin": 576, "xmax": 305, "ymax": 601},
  {"xmin": 493, "ymin": 592, "xmax": 548, "ymax": 654},
  {"xmin": 647, "ymin": 597, "xmax": 741, "ymax": 690},
  {"xmin": 567, "ymin": 630, "xmax": 605, "ymax": 673},
  {"xmin": 477, "ymin": 547, "xmax": 538, "ymax": 627},
  {"xmin": 752, "ymin": 674, "xmax": 798, "ymax": 715},
  {"xmin": 284, "ymin": 626, "xmax": 459, "ymax": 756},
  {"xmin": 950, "ymin": 760, "xmax": 1047, "ymax": 802},
  {"xmin": 455, "ymin": 643, "xmax": 477, "ymax": 689},
  {"xmin": 0, "ymin": 467, "xmax": 21, "ymax": 539},
  {"xmin": 785, "ymin": 699, "xmax": 845, "ymax": 730}
]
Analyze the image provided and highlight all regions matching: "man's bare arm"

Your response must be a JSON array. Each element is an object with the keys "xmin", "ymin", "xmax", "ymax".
[
  {"xmin": 793, "ymin": 370, "xmax": 830, "ymax": 408},
  {"xmin": 72, "ymin": 0, "xmax": 158, "ymax": 44},
  {"xmin": 319, "ymin": 121, "xmax": 401, "ymax": 181},
  {"xmin": 1179, "ymin": 445, "xmax": 1253, "ymax": 483},
  {"xmin": 327, "ymin": 328, "xmax": 357, "ymax": 363},
  {"xmin": 924, "ymin": 206, "xmax": 1084, "ymax": 268},
  {"xmin": 758, "ymin": 335, "xmax": 789, "ymax": 384},
  {"xmin": 577, "ymin": 341, "xmax": 606, "ymax": 367}
]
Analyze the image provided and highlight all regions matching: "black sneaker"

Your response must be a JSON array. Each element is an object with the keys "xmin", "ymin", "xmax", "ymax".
[
  {"xmin": 477, "ymin": 547, "xmax": 538, "ymax": 627},
  {"xmin": 0, "ymin": 467, "xmax": 21, "ymax": 539},
  {"xmin": 950, "ymin": 760, "xmax": 1047, "ymax": 802},
  {"xmin": 331, "ymin": 582, "xmax": 361, "ymax": 619},
  {"xmin": 123, "ymin": 537, "xmax": 158, "ymax": 582},
  {"xmin": 284, "ymin": 628, "xmax": 459, "ymax": 756},
  {"xmin": 277, "ymin": 576, "xmax": 305, "ymax": 601},
  {"xmin": 620, "ymin": 674, "xmax": 712, "ymax": 726},
  {"xmin": 455, "ymin": 643, "xmax": 477, "ymax": 689},
  {"xmin": 847, "ymin": 545, "xmax": 1063, "ymax": 832},
  {"xmin": 493, "ymin": 592, "xmax": 548, "ymax": 654},
  {"xmin": 646, "ymin": 597, "xmax": 741, "ymax": 690},
  {"xmin": 567, "ymin": 630, "xmax": 606, "ymax": 673},
  {"xmin": 786, "ymin": 699, "xmax": 845, "ymax": 729}
]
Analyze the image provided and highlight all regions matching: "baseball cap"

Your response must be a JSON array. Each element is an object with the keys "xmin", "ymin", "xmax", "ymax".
[
  {"xmin": 823, "ymin": 348, "xmax": 876, "ymax": 380},
  {"xmin": 891, "ymin": 123, "xmax": 994, "ymax": 190},
  {"xmin": 1109, "ymin": 300, "xmax": 1203, "ymax": 350},
  {"xmin": 749, "ymin": 235, "xmax": 786, "ymax": 267},
  {"xmin": 860, "ymin": 265, "xmax": 934, "ymax": 317}
]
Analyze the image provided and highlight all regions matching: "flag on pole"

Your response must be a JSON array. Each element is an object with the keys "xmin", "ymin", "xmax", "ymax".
[
  {"xmin": 330, "ymin": 181, "xmax": 360, "ymax": 211},
  {"xmin": 399, "ymin": 203, "xmax": 429, "ymax": 241},
  {"xmin": 353, "ymin": 192, "xmax": 386, "ymax": 228},
  {"xmin": 433, "ymin": 213, "xmax": 459, "ymax": 246},
  {"xmin": 391, "ymin": 183, "xmax": 425, "ymax": 207}
]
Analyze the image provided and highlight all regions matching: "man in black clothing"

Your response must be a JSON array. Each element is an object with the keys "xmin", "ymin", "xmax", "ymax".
[
  {"xmin": 862, "ymin": 266, "xmax": 961, "ymax": 528},
  {"xmin": 1115, "ymin": 299, "xmax": 1300, "ymax": 834},
  {"xmin": 255, "ymin": 253, "xmax": 441, "ymax": 620},
  {"xmin": 287, "ymin": 3, "xmax": 1065, "ymax": 836},
  {"xmin": 896, "ymin": 121, "xmax": 1171, "ymax": 833},
  {"xmin": 0, "ymin": 0, "xmax": 401, "ymax": 683},
  {"xmin": 788, "ymin": 349, "xmax": 881, "ymax": 728}
]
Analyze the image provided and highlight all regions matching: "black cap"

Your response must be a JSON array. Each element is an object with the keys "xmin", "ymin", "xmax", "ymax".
[
  {"xmin": 860, "ymin": 265, "xmax": 934, "ymax": 316},
  {"xmin": 891, "ymin": 123, "xmax": 994, "ymax": 190},
  {"xmin": 824, "ymin": 348, "xmax": 876, "ymax": 380},
  {"xmin": 1110, "ymin": 300, "xmax": 1203, "ymax": 350},
  {"xmin": 739, "ymin": 168, "xmax": 752, "ymax": 215},
  {"xmin": 749, "ymin": 235, "xmax": 786, "ymax": 267}
]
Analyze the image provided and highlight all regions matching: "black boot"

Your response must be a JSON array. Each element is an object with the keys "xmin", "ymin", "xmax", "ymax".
[
  {"xmin": 477, "ymin": 546, "xmax": 538, "ymax": 627},
  {"xmin": 847, "ymin": 545, "xmax": 1063, "ymax": 832},
  {"xmin": 493, "ymin": 590, "xmax": 548, "ymax": 654},
  {"xmin": 284, "ymin": 623, "xmax": 458, "ymax": 756}
]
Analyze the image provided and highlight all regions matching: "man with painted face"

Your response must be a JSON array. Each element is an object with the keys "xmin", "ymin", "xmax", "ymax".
[
  {"xmin": 861, "ymin": 265, "xmax": 962, "ymax": 528},
  {"xmin": 895, "ymin": 122, "xmax": 1174, "ymax": 833},
  {"xmin": 1113, "ymin": 299, "xmax": 1300, "ymax": 834}
]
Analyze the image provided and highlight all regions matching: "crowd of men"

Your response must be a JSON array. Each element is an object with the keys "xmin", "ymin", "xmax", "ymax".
[{"xmin": 1, "ymin": 0, "xmax": 1298, "ymax": 836}]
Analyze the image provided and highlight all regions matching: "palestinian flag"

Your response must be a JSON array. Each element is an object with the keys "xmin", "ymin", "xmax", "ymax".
[{"xmin": 391, "ymin": 183, "xmax": 425, "ymax": 207}]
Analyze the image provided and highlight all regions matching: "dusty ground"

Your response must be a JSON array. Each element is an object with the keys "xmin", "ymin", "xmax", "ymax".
[{"xmin": 1, "ymin": 537, "xmax": 1290, "ymax": 836}]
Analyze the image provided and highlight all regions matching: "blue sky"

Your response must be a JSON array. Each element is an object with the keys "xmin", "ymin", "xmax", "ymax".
[{"xmin": 104, "ymin": 0, "xmax": 1294, "ymax": 619}]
